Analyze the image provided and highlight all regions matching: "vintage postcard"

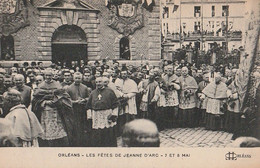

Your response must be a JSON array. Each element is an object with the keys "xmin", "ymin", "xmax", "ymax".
[{"xmin": 0, "ymin": 0, "xmax": 259, "ymax": 167}]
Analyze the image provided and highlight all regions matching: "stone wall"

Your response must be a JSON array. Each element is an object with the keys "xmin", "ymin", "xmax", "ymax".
[
  {"xmin": 85, "ymin": 0, "xmax": 161, "ymax": 61},
  {"xmin": 3, "ymin": 0, "xmax": 161, "ymax": 61},
  {"xmin": 12, "ymin": 3, "xmax": 41, "ymax": 61},
  {"xmin": 37, "ymin": 8, "xmax": 100, "ymax": 60}
]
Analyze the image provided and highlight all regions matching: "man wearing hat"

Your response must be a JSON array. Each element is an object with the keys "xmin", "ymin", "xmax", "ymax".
[{"xmin": 101, "ymin": 59, "xmax": 109, "ymax": 72}]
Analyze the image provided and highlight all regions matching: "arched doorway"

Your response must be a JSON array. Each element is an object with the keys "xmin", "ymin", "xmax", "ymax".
[
  {"xmin": 119, "ymin": 37, "xmax": 130, "ymax": 60},
  {"xmin": 51, "ymin": 25, "xmax": 87, "ymax": 67},
  {"xmin": 1, "ymin": 35, "xmax": 15, "ymax": 60}
]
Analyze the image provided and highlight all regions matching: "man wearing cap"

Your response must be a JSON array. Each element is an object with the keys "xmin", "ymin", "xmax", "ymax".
[
  {"xmin": 32, "ymin": 68, "xmax": 74, "ymax": 147},
  {"xmin": 101, "ymin": 59, "xmax": 109, "ymax": 72},
  {"xmin": 66, "ymin": 72, "xmax": 89, "ymax": 146},
  {"xmin": 87, "ymin": 77, "xmax": 118, "ymax": 147}
]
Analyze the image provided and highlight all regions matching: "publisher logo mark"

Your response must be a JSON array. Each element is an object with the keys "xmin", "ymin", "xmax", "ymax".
[{"xmin": 225, "ymin": 152, "xmax": 237, "ymax": 160}]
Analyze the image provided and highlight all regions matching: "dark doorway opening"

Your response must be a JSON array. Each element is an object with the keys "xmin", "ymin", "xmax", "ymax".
[
  {"xmin": 119, "ymin": 37, "xmax": 130, "ymax": 60},
  {"xmin": 52, "ymin": 44, "xmax": 87, "ymax": 67},
  {"xmin": 51, "ymin": 25, "xmax": 87, "ymax": 68},
  {"xmin": 1, "ymin": 35, "xmax": 15, "ymax": 60}
]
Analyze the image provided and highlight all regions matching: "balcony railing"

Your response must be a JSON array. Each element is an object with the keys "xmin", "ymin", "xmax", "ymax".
[{"xmin": 164, "ymin": 31, "xmax": 242, "ymax": 42}]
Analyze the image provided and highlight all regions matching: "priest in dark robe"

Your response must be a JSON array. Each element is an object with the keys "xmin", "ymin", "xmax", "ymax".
[
  {"xmin": 224, "ymin": 80, "xmax": 241, "ymax": 134},
  {"xmin": 197, "ymin": 73, "xmax": 210, "ymax": 126},
  {"xmin": 82, "ymin": 71, "xmax": 95, "ymax": 91},
  {"xmin": 87, "ymin": 77, "xmax": 118, "ymax": 147},
  {"xmin": 13, "ymin": 74, "xmax": 32, "ymax": 108},
  {"xmin": 138, "ymin": 70, "xmax": 159, "ymax": 122},
  {"xmin": 61, "ymin": 71, "xmax": 73, "ymax": 89},
  {"xmin": 178, "ymin": 67, "xmax": 198, "ymax": 128},
  {"xmin": 0, "ymin": 73, "xmax": 5, "ymax": 95},
  {"xmin": 32, "ymin": 68, "xmax": 74, "ymax": 147},
  {"xmin": 66, "ymin": 72, "xmax": 90, "ymax": 147},
  {"xmin": 162, "ymin": 65, "xmax": 180, "ymax": 128}
]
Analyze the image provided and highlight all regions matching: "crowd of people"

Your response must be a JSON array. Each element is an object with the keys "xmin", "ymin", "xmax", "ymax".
[{"xmin": 0, "ymin": 58, "xmax": 258, "ymax": 147}]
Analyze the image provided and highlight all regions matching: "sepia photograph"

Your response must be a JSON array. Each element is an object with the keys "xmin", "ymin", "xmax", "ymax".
[{"xmin": 0, "ymin": 0, "xmax": 259, "ymax": 167}]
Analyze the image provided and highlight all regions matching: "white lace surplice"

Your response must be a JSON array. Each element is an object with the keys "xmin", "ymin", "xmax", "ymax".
[
  {"xmin": 206, "ymin": 98, "xmax": 223, "ymax": 115},
  {"xmin": 92, "ymin": 109, "xmax": 117, "ymax": 129}
]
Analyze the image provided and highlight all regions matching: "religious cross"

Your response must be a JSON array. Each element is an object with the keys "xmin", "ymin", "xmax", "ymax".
[{"xmin": 98, "ymin": 94, "xmax": 102, "ymax": 100}]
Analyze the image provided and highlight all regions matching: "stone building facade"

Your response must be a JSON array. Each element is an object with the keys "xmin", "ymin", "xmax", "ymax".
[
  {"xmin": 0, "ymin": 0, "xmax": 161, "ymax": 65},
  {"xmin": 161, "ymin": 0, "xmax": 245, "ymax": 52}
]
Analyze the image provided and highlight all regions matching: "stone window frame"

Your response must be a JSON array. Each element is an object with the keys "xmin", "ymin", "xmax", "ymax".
[
  {"xmin": 114, "ymin": 34, "xmax": 136, "ymax": 60},
  {"xmin": 0, "ymin": 35, "xmax": 15, "ymax": 61}
]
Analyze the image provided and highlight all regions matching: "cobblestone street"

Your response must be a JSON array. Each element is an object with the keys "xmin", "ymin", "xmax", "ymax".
[
  {"xmin": 118, "ymin": 127, "xmax": 234, "ymax": 147},
  {"xmin": 160, "ymin": 127, "xmax": 233, "ymax": 147}
]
